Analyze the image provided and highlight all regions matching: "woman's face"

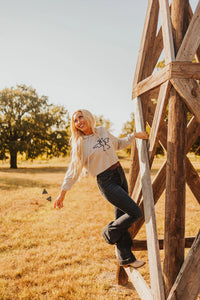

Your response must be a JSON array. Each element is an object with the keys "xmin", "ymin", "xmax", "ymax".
[{"xmin": 73, "ymin": 111, "xmax": 93, "ymax": 135}]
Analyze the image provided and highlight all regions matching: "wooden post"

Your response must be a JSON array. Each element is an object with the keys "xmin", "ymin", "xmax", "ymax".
[
  {"xmin": 163, "ymin": 0, "xmax": 189, "ymax": 296},
  {"xmin": 134, "ymin": 97, "xmax": 165, "ymax": 300}
]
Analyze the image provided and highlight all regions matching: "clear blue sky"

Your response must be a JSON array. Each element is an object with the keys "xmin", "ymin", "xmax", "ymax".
[{"xmin": 0, "ymin": 0, "xmax": 198, "ymax": 135}]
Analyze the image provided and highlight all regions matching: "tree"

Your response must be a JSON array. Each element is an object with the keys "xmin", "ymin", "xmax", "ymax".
[{"xmin": 0, "ymin": 84, "xmax": 70, "ymax": 168}]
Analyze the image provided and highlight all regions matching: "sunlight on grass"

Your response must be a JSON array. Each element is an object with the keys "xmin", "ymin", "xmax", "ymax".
[{"xmin": 0, "ymin": 155, "xmax": 199, "ymax": 299}]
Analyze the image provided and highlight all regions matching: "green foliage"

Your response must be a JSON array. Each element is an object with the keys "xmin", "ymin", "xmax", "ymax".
[
  {"xmin": 156, "ymin": 59, "xmax": 165, "ymax": 70},
  {"xmin": 0, "ymin": 84, "xmax": 70, "ymax": 168},
  {"xmin": 121, "ymin": 113, "xmax": 135, "ymax": 136},
  {"xmin": 120, "ymin": 113, "xmax": 134, "ymax": 155}
]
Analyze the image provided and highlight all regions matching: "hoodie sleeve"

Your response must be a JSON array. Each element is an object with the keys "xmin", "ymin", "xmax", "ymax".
[
  {"xmin": 61, "ymin": 162, "xmax": 82, "ymax": 191},
  {"xmin": 107, "ymin": 130, "xmax": 135, "ymax": 150}
]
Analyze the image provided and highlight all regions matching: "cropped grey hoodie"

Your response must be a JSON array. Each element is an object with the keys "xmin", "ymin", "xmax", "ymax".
[{"xmin": 61, "ymin": 126, "xmax": 134, "ymax": 191}]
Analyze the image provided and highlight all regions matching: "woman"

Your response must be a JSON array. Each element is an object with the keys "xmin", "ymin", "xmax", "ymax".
[{"xmin": 54, "ymin": 109, "xmax": 148, "ymax": 268}]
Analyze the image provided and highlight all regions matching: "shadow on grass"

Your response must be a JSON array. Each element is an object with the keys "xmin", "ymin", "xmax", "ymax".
[
  {"xmin": 0, "ymin": 177, "xmax": 56, "ymax": 190},
  {"xmin": 0, "ymin": 166, "xmax": 68, "ymax": 190},
  {"xmin": 0, "ymin": 166, "xmax": 67, "ymax": 174}
]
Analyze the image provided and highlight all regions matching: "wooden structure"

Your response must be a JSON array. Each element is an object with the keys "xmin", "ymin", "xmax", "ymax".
[{"xmin": 117, "ymin": 1, "xmax": 200, "ymax": 299}]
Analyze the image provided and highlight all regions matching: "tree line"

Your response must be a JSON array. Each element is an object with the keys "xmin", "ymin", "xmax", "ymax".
[{"xmin": 0, "ymin": 84, "xmax": 199, "ymax": 168}]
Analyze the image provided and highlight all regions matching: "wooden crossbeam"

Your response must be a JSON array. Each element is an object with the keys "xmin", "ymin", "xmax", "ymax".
[
  {"xmin": 170, "ymin": 62, "xmax": 200, "ymax": 79},
  {"xmin": 132, "ymin": 64, "xmax": 171, "ymax": 98},
  {"xmin": 132, "ymin": 62, "xmax": 200, "ymax": 98},
  {"xmin": 132, "ymin": 237, "xmax": 195, "ymax": 251}
]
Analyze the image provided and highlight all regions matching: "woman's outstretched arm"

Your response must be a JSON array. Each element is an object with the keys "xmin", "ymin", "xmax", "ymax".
[
  {"xmin": 54, "ymin": 190, "xmax": 67, "ymax": 209},
  {"xmin": 134, "ymin": 131, "xmax": 148, "ymax": 139}
]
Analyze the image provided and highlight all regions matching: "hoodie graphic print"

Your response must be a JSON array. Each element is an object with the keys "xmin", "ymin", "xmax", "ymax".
[{"xmin": 61, "ymin": 126, "xmax": 134, "ymax": 191}]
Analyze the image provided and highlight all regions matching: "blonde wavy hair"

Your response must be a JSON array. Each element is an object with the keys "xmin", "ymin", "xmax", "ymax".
[{"xmin": 67, "ymin": 109, "xmax": 96, "ymax": 179}]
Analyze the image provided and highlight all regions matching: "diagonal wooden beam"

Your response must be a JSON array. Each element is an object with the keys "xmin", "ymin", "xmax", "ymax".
[
  {"xmin": 170, "ymin": 77, "xmax": 200, "ymax": 123},
  {"xmin": 176, "ymin": 1, "xmax": 200, "ymax": 61},
  {"xmin": 185, "ymin": 156, "xmax": 200, "ymax": 204},
  {"xmin": 186, "ymin": 116, "xmax": 200, "ymax": 151},
  {"xmin": 124, "ymin": 267, "xmax": 153, "ymax": 300},
  {"xmin": 131, "ymin": 84, "xmax": 168, "ymax": 205},
  {"xmin": 159, "ymin": 0, "xmax": 175, "ymax": 63},
  {"xmin": 132, "ymin": 64, "xmax": 171, "ymax": 98},
  {"xmin": 151, "ymin": 26, "xmax": 163, "ymax": 70},
  {"xmin": 130, "ymin": 110, "xmax": 200, "ymax": 240},
  {"xmin": 149, "ymin": 80, "xmax": 171, "ymax": 161},
  {"xmin": 133, "ymin": 62, "xmax": 200, "ymax": 98},
  {"xmin": 167, "ymin": 231, "xmax": 200, "ymax": 300},
  {"xmin": 133, "ymin": 0, "xmax": 159, "ymax": 86},
  {"xmin": 134, "ymin": 97, "xmax": 165, "ymax": 300},
  {"xmin": 185, "ymin": 117, "xmax": 200, "ymax": 204},
  {"xmin": 129, "ymin": 95, "xmax": 155, "ymax": 196},
  {"xmin": 130, "ymin": 160, "xmax": 166, "ymax": 240}
]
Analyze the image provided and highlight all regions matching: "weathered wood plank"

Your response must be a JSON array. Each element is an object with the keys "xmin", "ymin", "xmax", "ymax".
[
  {"xmin": 186, "ymin": 116, "xmax": 200, "ymax": 152},
  {"xmin": 131, "ymin": 104, "xmax": 200, "ymax": 240},
  {"xmin": 159, "ymin": 0, "xmax": 175, "ymax": 63},
  {"xmin": 164, "ymin": 0, "xmax": 190, "ymax": 290},
  {"xmin": 124, "ymin": 267, "xmax": 153, "ymax": 300},
  {"xmin": 149, "ymin": 81, "xmax": 171, "ymax": 161},
  {"xmin": 144, "ymin": 86, "xmax": 160, "ymax": 100},
  {"xmin": 132, "ymin": 64, "xmax": 171, "ymax": 99},
  {"xmin": 151, "ymin": 26, "xmax": 163, "ymax": 70},
  {"xmin": 167, "ymin": 231, "xmax": 200, "ymax": 300},
  {"xmin": 128, "ymin": 135, "xmax": 139, "ymax": 197},
  {"xmin": 116, "ymin": 262, "xmax": 128, "ymax": 286},
  {"xmin": 185, "ymin": 156, "xmax": 200, "ymax": 204},
  {"xmin": 130, "ymin": 96, "xmax": 155, "ymax": 200},
  {"xmin": 171, "ymin": 62, "xmax": 200, "ymax": 79},
  {"xmin": 134, "ymin": 97, "xmax": 165, "ymax": 300},
  {"xmin": 176, "ymin": 1, "xmax": 200, "ymax": 61},
  {"xmin": 130, "ymin": 160, "xmax": 167, "ymax": 240},
  {"xmin": 132, "ymin": 62, "xmax": 200, "ymax": 98},
  {"xmin": 131, "ymin": 112, "xmax": 200, "ymax": 239},
  {"xmin": 164, "ymin": 87, "xmax": 187, "ymax": 296},
  {"xmin": 133, "ymin": 0, "xmax": 159, "ymax": 86},
  {"xmin": 132, "ymin": 237, "xmax": 195, "ymax": 251},
  {"xmin": 171, "ymin": 77, "xmax": 200, "ymax": 123}
]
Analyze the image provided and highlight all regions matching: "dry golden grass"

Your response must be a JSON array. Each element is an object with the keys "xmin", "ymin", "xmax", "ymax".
[{"xmin": 0, "ymin": 154, "xmax": 199, "ymax": 300}]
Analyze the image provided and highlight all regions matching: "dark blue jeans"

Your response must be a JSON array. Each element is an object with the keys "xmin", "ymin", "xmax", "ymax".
[{"xmin": 97, "ymin": 163, "xmax": 142, "ymax": 266}]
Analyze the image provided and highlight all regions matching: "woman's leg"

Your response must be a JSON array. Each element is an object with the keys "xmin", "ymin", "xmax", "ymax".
[
  {"xmin": 97, "ymin": 166, "xmax": 142, "ymax": 265},
  {"xmin": 114, "ymin": 206, "xmax": 136, "ymax": 265}
]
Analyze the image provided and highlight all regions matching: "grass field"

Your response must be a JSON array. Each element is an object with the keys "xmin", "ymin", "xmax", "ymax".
[{"xmin": 0, "ymin": 154, "xmax": 199, "ymax": 300}]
